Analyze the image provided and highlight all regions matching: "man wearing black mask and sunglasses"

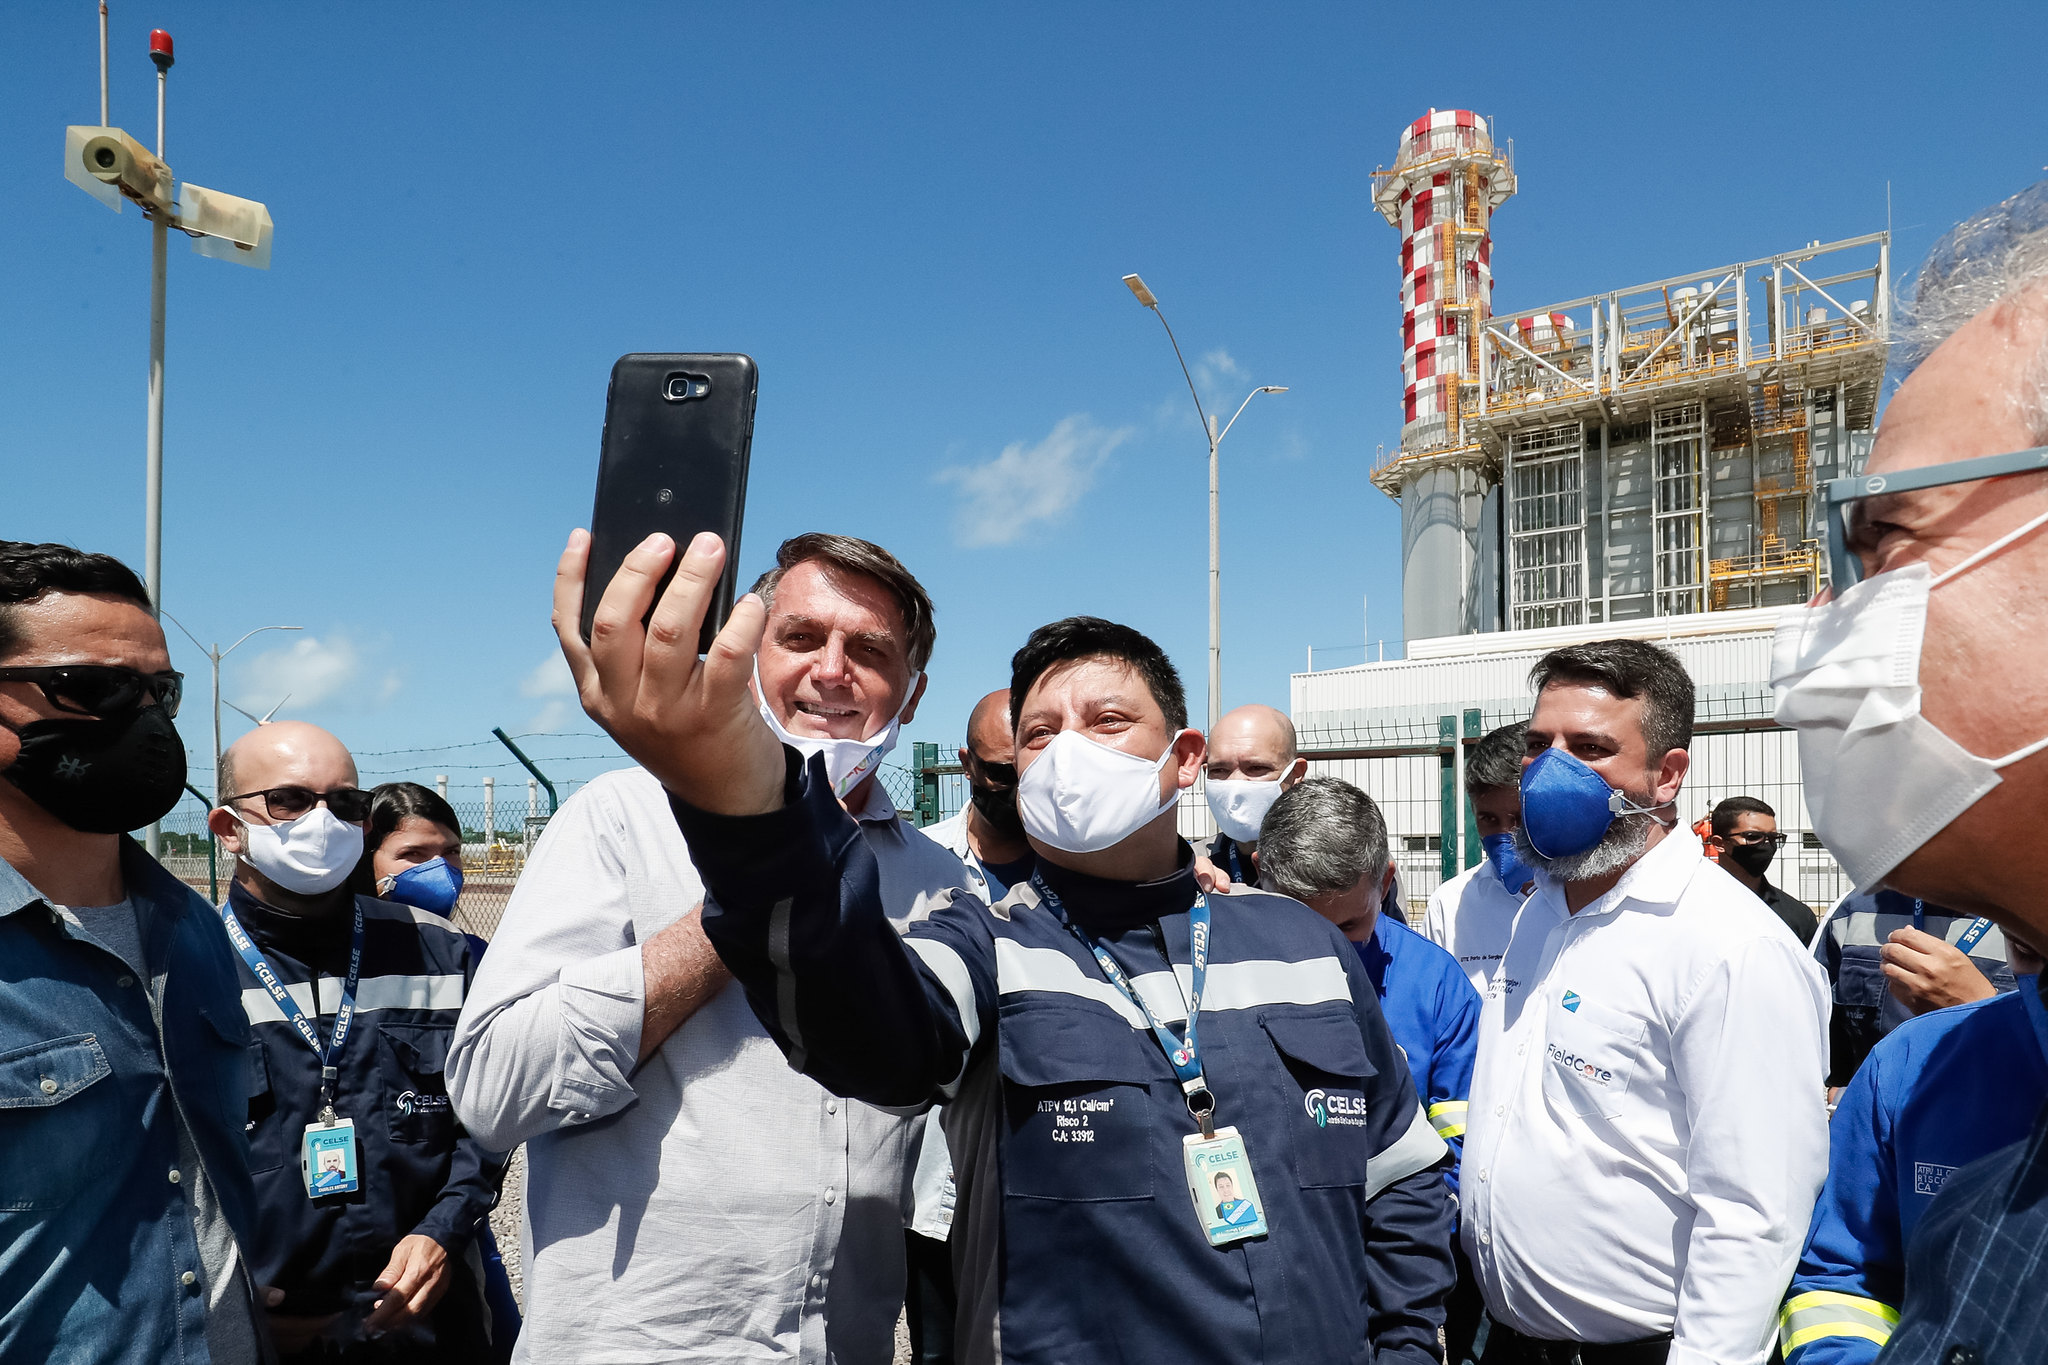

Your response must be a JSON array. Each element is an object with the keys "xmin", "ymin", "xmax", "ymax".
[
  {"xmin": 1703, "ymin": 796, "xmax": 1817, "ymax": 944},
  {"xmin": 921, "ymin": 688, "xmax": 1034, "ymax": 904},
  {"xmin": 0, "ymin": 540, "xmax": 266, "ymax": 1365},
  {"xmin": 205, "ymin": 722, "xmax": 504, "ymax": 1363}
]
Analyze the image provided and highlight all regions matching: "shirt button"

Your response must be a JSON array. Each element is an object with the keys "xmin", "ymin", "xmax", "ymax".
[
  {"xmin": 38, "ymin": 1078, "xmax": 58, "ymax": 1095},
  {"xmin": 181, "ymin": 1271, "xmax": 198, "ymax": 1288},
  {"xmin": 168, "ymin": 1169, "xmax": 182, "ymax": 1185},
  {"xmin": 1495, "ymin": 1105, "xmax": 1505, "ymax": 1117},
  {"xmin": 1479, "ymin": 1170, "xmax": 1489, "ymax": 1181},
  {"xmin": 826, "ymin": 1099, "xmax": 838, "ymax": 1115},
  {"xmin": 1480, "ymin": 1232, "xmax": 1492, "ymax": 1245},
  {"xmin": 809, "ymin": 1274, "xmax": 823, "ymax": 1292},
  {"xmin": 117, "ymin": 975, "xmax": 136, "ymax": 988},
  {"xmin": 1942, "ymin": 1349, "xmax": 1980, "ymax": 1365},
  {"xmin": 824, "ymin": 1187, "xmax": 837, "ymax": 1205}
]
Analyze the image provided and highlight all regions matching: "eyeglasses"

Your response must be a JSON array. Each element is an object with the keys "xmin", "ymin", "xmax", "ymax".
[
  {"xmin": 1722, "ymin": 830, "xmax": 1788, "ymax": 849},
  {"xmin": 0, "ymin": 665, "xmax": 185, "ymax": 719},
  {"xmin": 1825, "ymin": 443, "xmax": 2048, "ymax": 588},
  {"xmin": 225, "ymin": 785, "xmax": 373, "ymax": 823}
]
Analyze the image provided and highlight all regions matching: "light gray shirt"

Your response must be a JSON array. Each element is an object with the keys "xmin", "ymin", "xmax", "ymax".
[
  {"xmin": 59, "ymin": 896, "xmax": 260, "ymax": 1365},
  {"xmin": 448, "ymin": 766, "xmax": 975, "ymax": 1365}
]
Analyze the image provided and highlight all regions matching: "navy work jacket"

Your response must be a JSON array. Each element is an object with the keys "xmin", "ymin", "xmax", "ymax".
[
  {"xmin": 0, "ymin": 840, "xmax": 258, "ymax": 1364},
  {"xmin": 227, "ymin": 884, "xmax": 503, "ymax": 1349},
  {"xmin": 686, "ymin": 752, "xmax": 1457, "ymax": 1365}
]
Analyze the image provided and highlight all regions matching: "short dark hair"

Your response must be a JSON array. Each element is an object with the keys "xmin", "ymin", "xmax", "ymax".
[
  {"xmin": 1711, "ymin": 795, "xmax": 1776, "ymax": 839},
  {"xmin": 1258, "ymin": 777, "xmax": 1391, "ymax": 902},
  {"xmin": 1466, "ymin": 721, "xmax": 1527, "ymax": 794},
  {"xmin": 749, "ymin": 533, "xmax": 937, "ymax": 672},
  {"xmin": 1529, "ymin": 639, "xmax": 1694, "ymax": 758},
  {"xmin": 368, "ymin": 782, "xmax": 463, "ymax": 851},
  {"xmin": 1008, "ymin": 617, "xmax": 1187, "ymax": 735},
  {"xmin": 0, "ymin": 541, "xmax": 153, "ymax": 661}
]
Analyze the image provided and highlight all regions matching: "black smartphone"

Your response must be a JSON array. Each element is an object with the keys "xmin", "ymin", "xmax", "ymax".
[{"xmin": 580, "ymin": 354, "xmax": 758, "ymax": 653}]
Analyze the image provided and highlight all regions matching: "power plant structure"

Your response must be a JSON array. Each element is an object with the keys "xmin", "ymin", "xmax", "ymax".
[
  {"xmin": 1279, "ymin": 108, "xmax": 1893, "ymax": 914},
  {"xmin": 1368, "ymin": 108, "xmax": 1890, "ymax": 642}
]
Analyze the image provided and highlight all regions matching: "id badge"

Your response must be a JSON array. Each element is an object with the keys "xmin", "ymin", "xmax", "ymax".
[
  {"xmin": 300, "ymin": 1117, "xmax": 359, "ymax": 1198},
  {"xmin": 1182, "ymin": 1125, "xmax": 1269, "ymax": 1246}
]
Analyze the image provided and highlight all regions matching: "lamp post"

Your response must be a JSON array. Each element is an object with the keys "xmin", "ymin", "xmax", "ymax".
[
  {"xmin": 161, "ymin": 615, "xmax": 302, "ymax": 808},
  {"xmin": 1121, "ymin": 273, "xmax": 1286, "ymax": 729}
]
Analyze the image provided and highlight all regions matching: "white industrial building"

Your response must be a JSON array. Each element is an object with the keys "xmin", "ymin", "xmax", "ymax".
[{"xmin": 1286, "ymin": 108, "xmax": 1889, "ymax": 910}]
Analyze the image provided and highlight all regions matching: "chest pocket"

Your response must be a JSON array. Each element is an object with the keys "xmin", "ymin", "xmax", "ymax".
[
  {"xmin": 242, "ymin": 1043, "xmax": 291, "ymax": 1174},
  {"xmin": 1539, "ymin": 995, "xmax": 1644, "ymax": 1122},
  {"xmin": 1261, "ymin": 1008, "xmax": 1377, "ymax": 1189},
  {"xmin": 998, "ymin": 1004, "xmax": 1158, "ymax": 1202},
  {"xmin": 379, "ymin": 1024, "xmax": 458, "ymax": 1146},
  {"xmin": 0, "ymin": 1034, "xmax": 115, "ymax": 1211}
]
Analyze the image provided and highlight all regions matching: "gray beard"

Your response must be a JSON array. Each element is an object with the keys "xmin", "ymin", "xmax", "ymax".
[{"xmin": 1514, "ymin": 807, "xmax": 1656, "ymax": 884}]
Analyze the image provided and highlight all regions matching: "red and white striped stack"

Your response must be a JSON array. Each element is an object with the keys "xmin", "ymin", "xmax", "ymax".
[{"xmin": 1377, "ymin": 109, "xmax": 1516, "ymax": 444}]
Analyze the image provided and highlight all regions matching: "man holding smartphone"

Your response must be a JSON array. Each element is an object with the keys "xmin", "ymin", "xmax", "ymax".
[{"xmin": 450, "ymin": 533, "xmax": 975, "ymax": 1364}]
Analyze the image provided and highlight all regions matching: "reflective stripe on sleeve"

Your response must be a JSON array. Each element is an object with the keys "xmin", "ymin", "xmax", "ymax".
[
  {"xmin": 1779, "ymin": 1290, "xmax": 1900, "ymax": 1356},
  {"xmin": 1366, "ymin": 1098, "xmax": 1448, "ymax": 1200},
  {"xmin": 906, "ymin": 936, "xmax": 983, "ymax": 1055},
  {"xmin": 1426, "ymin": 1099, "xmax": 1468, "ymax": 1139}
]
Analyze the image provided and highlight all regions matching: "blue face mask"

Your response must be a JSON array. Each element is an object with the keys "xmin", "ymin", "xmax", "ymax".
[
  {"xmin": 1482, "ymin": 832, "xmax": 1534, "ymax": 895},
  {"xmin": 1519, "ymin": 748, "xmax": 1670, "ymax": 860},
  {"xmin": 381, "ymin": 856, "xmax": 464, "ymax": 916}
]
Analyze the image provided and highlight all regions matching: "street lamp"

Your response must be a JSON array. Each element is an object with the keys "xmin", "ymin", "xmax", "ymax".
[
  {"xmin": 161, "ymin": 614, "xmax": 301, "ymax": 812},
  {"xmin": 1121, "ymin": 273, "xmax": 1287, "ymax": 729}
]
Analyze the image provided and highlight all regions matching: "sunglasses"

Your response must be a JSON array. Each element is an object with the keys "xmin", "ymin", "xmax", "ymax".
[
  {"xmin": 1825, "ymin": 443, "xmax": 2048, "ymax": 588},
  {"xmin": 226, "ymin": 785, "xmax": 373, "ymax": 823},
  {"xmin": 1722, "ymin": 830, "xmax": 1788, "ymax": 849},
  {"xmin": 0, "ymin": 664, "xmax": 185, "ymax": 719}
]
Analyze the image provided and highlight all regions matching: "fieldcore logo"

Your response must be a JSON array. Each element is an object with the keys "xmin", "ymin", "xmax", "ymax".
[
  {"xmin": 1546, "ymin": 1043, "xmax": 1612, "ymax": 1086},
  {"xmin": 1562, "ymin": 990, "xmax": 1582, "ymax": 1013},
  {"xmin": 1304, "ymin": 1088, "xmax": 1369, "ymax": 1128}
]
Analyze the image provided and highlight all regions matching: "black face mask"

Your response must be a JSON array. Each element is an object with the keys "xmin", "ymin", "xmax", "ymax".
[
  {"xmin": 1725, "ymin": 840, "xmax": 1778, "ymax": 879},
  {"xmin": 2, "ymin": 704, "xmax": 188, "ymax": 835},
  {"xmin": 967, "ymin": 761, "xmax": 1024, "ymax": 840}
]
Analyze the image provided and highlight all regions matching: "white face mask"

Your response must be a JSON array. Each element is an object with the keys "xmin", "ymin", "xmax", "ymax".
[
  {"xmin": 1770, "ymin": 503, "xmax": 2048, "ymax": 890},
  {"xmin": 234, "ymin": 806, "xmax": 365, "ymax": 896},
  {"xmin": 1017, "ymin": 728, "xmax": 1189, "ymax": 854},
  {"xmin": 1204, "ymin": 761, "xmax": 1299, "ymax": 844},
  {"xmin": 756, "ymin": 663, "xmax": 920, "ymax": 800}
]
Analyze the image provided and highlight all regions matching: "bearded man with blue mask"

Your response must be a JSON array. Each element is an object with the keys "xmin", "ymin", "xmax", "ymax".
[
  {"xmin": 1765, "ymin": 178, "xmax": 2048, "ymax": 1365},
  {"xmin": 449, "ymin": 533, "xmax": 974, "ymax": 1365},
  {"xmin": 548, "ymin": 524, "xmax": 1458, "ymax": 1365},
  {"xmin": 1462, "ymin": 639, "xmax": 1831, "ymax": 1365},
  {"xmin": 208, "ymin": 722, "xmax": 503, "ymax": 1362}
]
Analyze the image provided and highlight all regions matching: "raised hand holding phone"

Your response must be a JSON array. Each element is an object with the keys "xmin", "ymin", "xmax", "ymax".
[{"xmin": 551, "ymin": 528, "xmax": 786, "ymax": 816}]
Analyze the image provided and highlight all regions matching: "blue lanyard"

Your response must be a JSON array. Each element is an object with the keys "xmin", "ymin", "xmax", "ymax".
[
  {"xmin": 1912, "ymin": 898, "xmax": 1995, "ymax": 953},
  {"xmin": 1044, "ymin": 885, "xmax": 1217, "ymax": 1134},
  {"xmin": 220, "ymin": 897, "xmax": 363, "ymax": 1117}
]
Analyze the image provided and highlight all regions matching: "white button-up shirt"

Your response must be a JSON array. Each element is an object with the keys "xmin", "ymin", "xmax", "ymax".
[
  {"xmin": 1422, "ymin": 858, "xmax": 1526, "ymax": 995},
  {"xmin": 448, "ymin": 766, "xmax": 974, "ymax": 1365},
  {"xmin": 1461, "ymin": 829, "xmax": 1829, "ymax": 1365}
]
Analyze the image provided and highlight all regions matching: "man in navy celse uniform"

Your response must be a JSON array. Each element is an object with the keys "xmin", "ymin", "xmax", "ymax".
[{"xmin": 549, "ymin": 529, "xmax": 1457, "ymax": 1365}]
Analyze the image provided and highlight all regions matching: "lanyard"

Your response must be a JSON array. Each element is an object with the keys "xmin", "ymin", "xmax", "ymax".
[
  {"xmin": 1044, "ymin": 884, "xmax": 1217, "ymax": 1136},
  {"xmin": 220, "ymin": 897, "xmax": 364, "ymax": 1120},
  {"xmin": 1909, "ymin": 898, "xmax": 1994, "ymax": 954}
]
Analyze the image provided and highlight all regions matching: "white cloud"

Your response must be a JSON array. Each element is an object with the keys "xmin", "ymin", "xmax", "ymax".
[
  {"xmin": 937, "ymin": 414, "xmax": 1135, "ymax": 548},
  {"xmin": 521, "ymin": 652, "xmax": 576, "ymax": 698},
  {"xmin": 525, "ymin": 698, "xmax": 575, "ymax": 733},
  {"xmin": 1196, "ymin": 347, "xmax": 1244, "ymax": 397},
  {"xmin": 237, "ymin": 634, "xmax": 363, "ymax": 712}
]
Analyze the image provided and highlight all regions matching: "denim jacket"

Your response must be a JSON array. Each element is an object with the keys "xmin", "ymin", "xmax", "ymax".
[{"xmin": 0, "ymin": 839, "xmax": 259, "ymax": 1363}]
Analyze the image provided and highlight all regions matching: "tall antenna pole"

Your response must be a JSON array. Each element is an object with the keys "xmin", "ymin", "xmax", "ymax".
[
  {"xmin": 98, "ymin": 2, "xmax": 109, "ymax": 125},
  {"xmin": 143, "ymin": 27, "xmax": 173, "ymax": 857}
]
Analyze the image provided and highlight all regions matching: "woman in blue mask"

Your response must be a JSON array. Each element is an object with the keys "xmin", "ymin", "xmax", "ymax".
[{"xmin": 358, "ymin": 782, "xmax": 522, "ymax": 1364}]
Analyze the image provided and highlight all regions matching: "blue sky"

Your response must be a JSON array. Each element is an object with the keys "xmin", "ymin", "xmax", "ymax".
[{"xmin": 7, "ymin": 1, "xmax": 2046, "ymax": 806}]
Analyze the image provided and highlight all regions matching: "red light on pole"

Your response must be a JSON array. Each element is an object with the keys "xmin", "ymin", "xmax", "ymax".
[{"xmin": 149, "ymin": 28, "xmax": 174, "ymax": 71}]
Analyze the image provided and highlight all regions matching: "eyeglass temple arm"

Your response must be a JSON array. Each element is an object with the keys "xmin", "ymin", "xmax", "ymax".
[{"xmin": 1824, "ymin": 444, "xmax": 2048, "ymax": 584}]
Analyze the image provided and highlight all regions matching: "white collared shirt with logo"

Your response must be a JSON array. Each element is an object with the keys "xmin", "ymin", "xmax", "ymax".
[
  {"xmin": 1422, "ymin": 858, "xmax": 1526, "ymax": 996},
  {"xmin": 1461, "ymin": 830, "xmax": 1830, "ymax": 1365}
]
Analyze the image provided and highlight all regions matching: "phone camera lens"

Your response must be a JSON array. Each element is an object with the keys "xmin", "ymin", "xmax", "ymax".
[{"xmin": 665, "ymin": 376, "xmax": 690, "ymax": 400}]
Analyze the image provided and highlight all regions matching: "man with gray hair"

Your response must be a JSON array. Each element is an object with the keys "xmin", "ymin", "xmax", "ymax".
[
  {"xmin": 1258, "ymin": 776, "xmax": 1483, "ymax": 1361},
  {"xmin": 1423, "ymin": 722, "xmax": 1533, "ymax": 994},
  {"xmin": 1765, "ymin": 178, "xmax": 2048, "ymax": 1362},
  {"xmin": 1464, "ymin": 639, "xmax": 1829, "ymax": 1365}
]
